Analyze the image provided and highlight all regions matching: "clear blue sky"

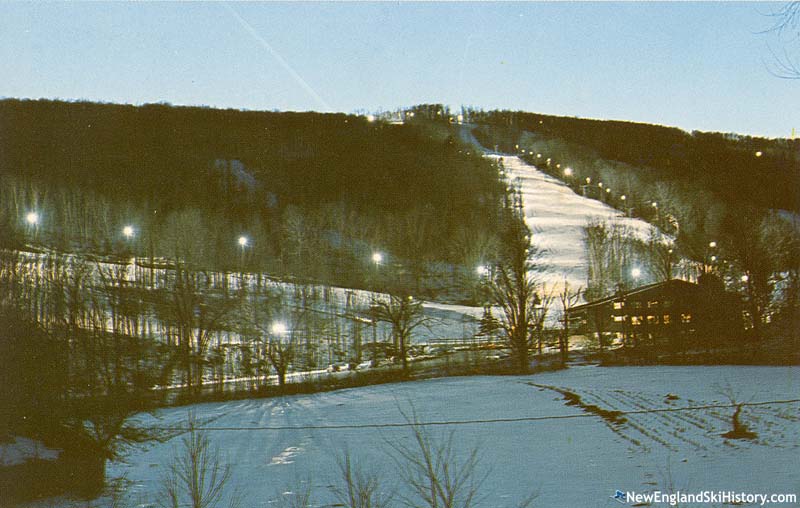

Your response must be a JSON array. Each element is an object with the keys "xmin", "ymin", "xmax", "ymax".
[{"xmin": 1, "ymin": 2, "xmax": 796, "ymax": 138}]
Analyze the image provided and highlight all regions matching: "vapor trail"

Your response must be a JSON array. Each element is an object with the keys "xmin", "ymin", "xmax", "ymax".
[{"xmin": 224, "ymin": 4, "xmax": 333, "ymax": 112}]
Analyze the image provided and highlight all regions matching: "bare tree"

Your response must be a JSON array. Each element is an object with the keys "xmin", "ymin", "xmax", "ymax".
[
  {"xmin": 65, "ymin": 391, "xmax": 158, "ymax": 496},
  {"xmin": 532, "ymin": 284, "xmax": 556, "ymax": 355},
  {"xmin": 370, "ymin": 294, "xmax": 430, "ymax": 373},
  {"xmin": 556, "ymin": 278, "xmax": 582, "ymax": 364},
  {"xmin": 169, "ymin": 265, "xmax": 240, "ymax": 393},
  {"xmin": 332, "ymin": 450, "xmax": 393, "ymax": 508},
  {"xmin": 451, "ymin": 225, "xmax": 499, "ymax": 294},
  {"xmin": 388, "ymin": 421, "xmax": 485, "ymax": 508},
  {"xmin": 274, "ymin": 481, "xmax": 314, "ymax": 508},
  {"xmin": 716, "ymin": 384, "xmax": 757, "ymax": 440},
  {"xmin": 645, "ymin": 226, "xmax": 676, "ymax": 283},
  {"xmin": 486, "ymin": 214, "xmax": 543, "ymax": 373},
  {"xmin": 762, "ymin": 2, "xmax": 800, "ymax": 79},
  {"xmin": 721, "ymin": 209, "xmax": 786, "ymax": 341},
  {"xmin": 158, "ymin": 412, "xmax": 241, "ymax": 508},
  {"xmin": 386, "ymin": 407, "xmax": 536, "ymax": 508}
]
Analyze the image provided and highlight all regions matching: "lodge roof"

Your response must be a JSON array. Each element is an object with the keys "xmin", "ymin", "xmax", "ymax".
[{"xmin": 569, "ymin": 279, "xmax": 700, "ymax": 313}]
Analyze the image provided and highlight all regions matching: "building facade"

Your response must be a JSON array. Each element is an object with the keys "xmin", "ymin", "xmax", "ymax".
[{"xmin": 567, "ymin": 277, "xmax": 744, "ymax": 350}]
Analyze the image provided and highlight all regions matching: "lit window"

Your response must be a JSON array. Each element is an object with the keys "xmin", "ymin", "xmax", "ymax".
[
  {"xmin": 613, "ymin": 316, "xmax": 625, "ymax": 322},
  {"xmin": 613, "ymin": 302, "xmax": 624, "ymax": 310},
  {"xmin": 681, "ymin": 313, "xmax": 692, "ymax": 324},
  {"xmin": 662, "ymin": 315, "xmax": 671, "ymax": 325},
  {"xmin": 631, "ymin": 316, "xmax": 642, "ymax": 326},
  {"xmin": 647, "ymin": 315, "xmax": 657, "ymax": 324}
]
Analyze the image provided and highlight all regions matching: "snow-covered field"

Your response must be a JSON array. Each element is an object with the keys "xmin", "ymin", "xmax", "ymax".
[{"xmin": 41, "ymin": 366, "xmax": 799, "ymax": 507}]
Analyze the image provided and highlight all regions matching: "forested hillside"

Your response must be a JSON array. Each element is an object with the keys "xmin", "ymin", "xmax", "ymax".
[
  {"xmin": 0, "ymin": 99, "xmax": 505, "ymax": 295},
  {"xmin": 462, "ymin": 107, "xmax": 799, "ymax": 335},
  {"xmin": 468, "ymin": 109, "xmax": 799, "ymax": 213}
]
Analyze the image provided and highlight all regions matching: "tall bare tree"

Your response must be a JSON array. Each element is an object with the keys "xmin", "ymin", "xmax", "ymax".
[
  {"xmin": 486, "ymin": 213, "xmax": 543, "ymax": 373},
  {"xmin": 557, "ymin": 278, "xmax": 582, "ymax": 363},
  {"xmin": 169, "ymin": 265, "xmax": 240, "ymax": 393},
  {"xmin": 370, "ymin": 294, "xmax": 429, "ymax": 373}
]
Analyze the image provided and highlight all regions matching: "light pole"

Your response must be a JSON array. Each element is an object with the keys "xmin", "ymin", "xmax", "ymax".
[
  {"xmin": 25, "ymin": 211, "xmax": 39, "ymax": 242},
  {"xmin": 238, "ymin": 235, "xmax": 249, "ymax": 288},
  {"xmin": 704, "ymin": 241, "xmax": 717, "ymax": 274},
  {"xmin": 371, "ymin": 251, "xmax": 384, "ymax": 291},
  {"xmin": 122, "ymin": 225, "xmax": 136, "ymax": 282},
  {"xmin": 532, "ymin": 293, "xmax": 545, "ymax": 354},
  {"xmin": 476, "ymin": 264, "xmax": 491, "ymax": 304}
]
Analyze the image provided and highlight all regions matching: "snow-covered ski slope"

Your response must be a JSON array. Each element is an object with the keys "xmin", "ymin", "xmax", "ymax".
[
  {"xmin": 488, "ymin": 154, "xmax": 656, "ymax": 293},
  {"xmin": 40, "ymin": 366, "xmax": 799, "ymax": 507}
]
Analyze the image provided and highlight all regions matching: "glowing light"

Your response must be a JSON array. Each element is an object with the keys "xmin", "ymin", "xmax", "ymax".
[
  {"xmin": 123, "ymin": 225, "xmax": 134, "ymax": 238},
  {"xmin": 709, "ymin": 241, "xmax": 717, "ymax": 248},
  {"xmin": 652, "ymin": 202, "xmax": 658, "ymax": 208},
  {"xmin": 372, "ymin": 252, "xmax": 383, "ymax": 264},
  {"xmin": 631, "ymin": 267, "xmax": 642, "ymax": 278},
  {"xmin": 606, "ymin": 188, "xmax": 611, "ymax": 193},
  {"xmin": 741, "ymin": 274, "xmax": 749, "ymax": 283},
  {"xmin": 598, "ymin": 182, "xmax": 603, "ymax": 188},
  {"xmin": 271, "ymin": 322, "xmax": 287, "ymax": 335},
  {"xmin": 755, "ymin": 151, "xmax": 762, "ymax": 157},
  {"xmin": 620, "ymin": 195, "xmax": 627, "ymax": 201},
  {"xmin": 476, "ymin": 265, "xmax": 489, "ymax": 277},
  {"xmin": 710, "ymin": 255, "xmax": 717, "ymax": 262},
  {"xmin": 366, "ymin": 114, "xmax": 375, "ymax": 122},
  {"xmin": 238, "ymin": 236, "xmax": 249, "ymax": 247},
  {"xmin": 26, "ymin": 212, "xmax": 39, "ymax": 225},
  {"xmin": 585, "ymin": 177, "xmax": 591, "ymax": 184},
  {"xmin": 563, "ymin": 167, "xmax": 573, "ymax": 177}
]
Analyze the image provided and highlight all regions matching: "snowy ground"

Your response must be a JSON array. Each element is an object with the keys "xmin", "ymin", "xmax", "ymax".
[
  {"xmin": 0, "ymin": 437, "xmax": 60, "ymax": 467},
  {"xmin": 38, "ymin": 366, "xmax": 799, "ymax": 508}
]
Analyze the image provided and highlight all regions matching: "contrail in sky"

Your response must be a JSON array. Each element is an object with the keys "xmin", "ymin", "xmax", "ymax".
[{"xmin": 224, "ymin": 4, "xmax": 333, "ymax": 112}]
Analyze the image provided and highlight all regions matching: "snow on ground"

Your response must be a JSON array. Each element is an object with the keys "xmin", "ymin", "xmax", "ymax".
[
  {"xmin": 488, "ymin": 154, "xmax": 657, "ymax": 295},
  {"xmin": 40, "ymin": 366, "xmax": 799, "ymax": 508},
  {"xmin": 7, "ymin": 151, "xmax": 665, "ymax": 340},
  {"xmin": 0, "ymin": 437, "xmax": 60, "ymax": 466}
]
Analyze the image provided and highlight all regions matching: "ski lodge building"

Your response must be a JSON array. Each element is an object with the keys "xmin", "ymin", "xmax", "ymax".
[{"xmin": 566, "ymin": 277, "xmax": 745, "ymax": 348}]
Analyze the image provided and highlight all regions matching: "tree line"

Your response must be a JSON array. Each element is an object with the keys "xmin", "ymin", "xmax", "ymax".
[
  {"xmin": 463, "ymin": 108, "xmax": 798, "ymax": 339},
  {"xmin": 0, "ymin": 247, "xmax": 410, "ymax": 495},
  {"xmin": 0, "ymin": 98, "xmax": 507, "ymax": 297}
]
